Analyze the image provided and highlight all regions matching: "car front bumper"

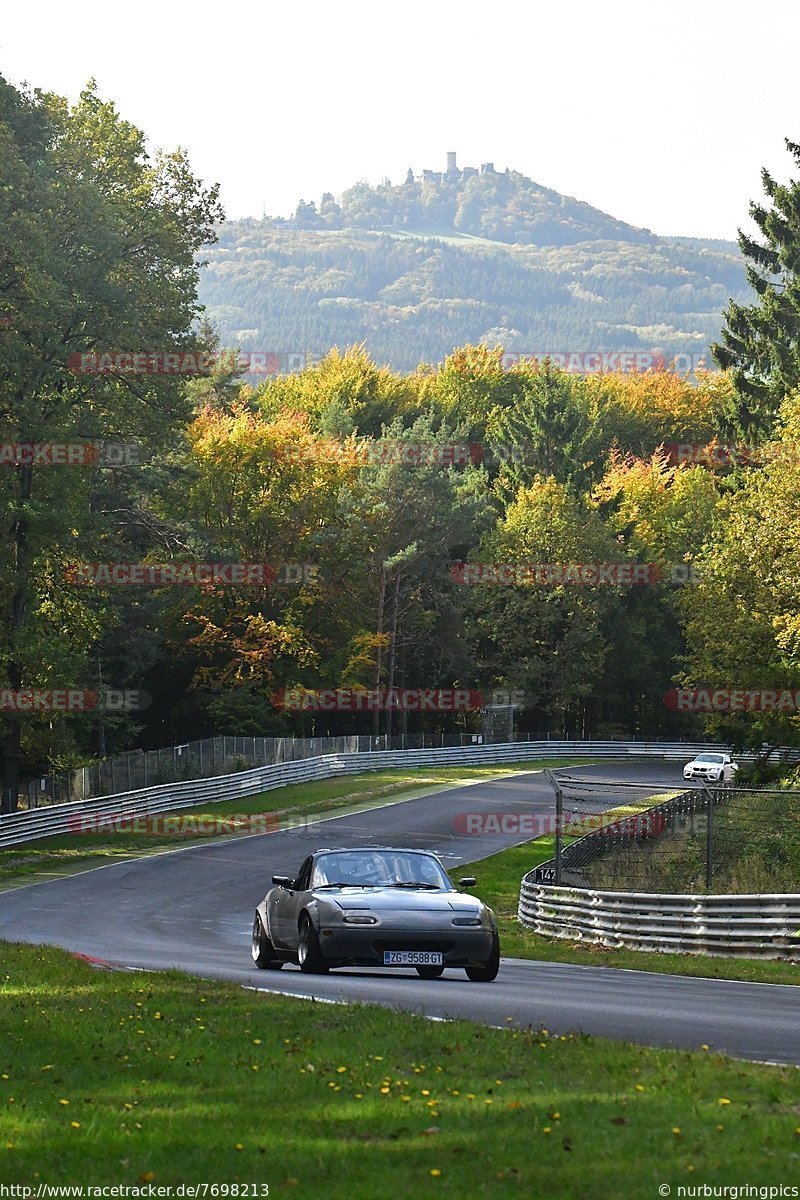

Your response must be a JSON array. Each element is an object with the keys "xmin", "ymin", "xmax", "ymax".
[{"xmin": 317, "ymin": 922, "xmax": 496, "ymax": 967}]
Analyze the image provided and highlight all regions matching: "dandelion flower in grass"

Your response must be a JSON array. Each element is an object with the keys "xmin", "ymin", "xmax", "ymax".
[
  {"xmin": 401, "ymin": 1096, "xmax": 410, "ymax": 1103},
  {"xmin": 58, "ymin": 1099, "xmax": 69, "ymax": 1106},
  {"xmin": 717, "ymin": 1098, "xmax": 731, "ymax": 1106},
  {"xmin": 671, "ymin": 1127, "xmax": 681, "ymax": 1135},
  {"xmin": 252, "ymin": 1039, "xmax": 261, "ymax": 1045},
  {"xmin": 634, "ymin": 1084, "xmax": 645, "ymax": 1092},
  {"xmin": 717, "ymin": 1125, "xmax": 724, "ymax": 1132},
  {"xmin": 542, "ymin": 1127, "xmax": 551, "ymax": 1134},
  {"xmin": 70, "ymin": 1122, "xmax": 80, "ymax": 1129},
  {"xmin": 336, "ymin": 1066, "xmax": 347, "ymax": 1074},
  {"xmin": 355, "ymin": 1093, "xmax": 363, "ymax": 1100},
  {"xmin": 430, "ymin": 1170, "xmax": 441, "ymax": 1178},
  {"xmin": 421, "ymin": 1089, "xmax": 430, "ymax": 1096},
  {"xmin": 235, "ymin": 1144, "xmax": 244, "ymax": 1151},
  {"xmin": 451, "ymin": 1089, "xmax": 460, "ymax": 1096},
  {"xmin": 380, "ymin": 1086, "xmax": 390, "ymax": 1095},
  {"xmin": 485, "ymin": 1099, "xmax": 493, "ymax": 1106},
  {"xmin": 373, "ymin": 1056, "xmax": 383, "ymax": 1061}
]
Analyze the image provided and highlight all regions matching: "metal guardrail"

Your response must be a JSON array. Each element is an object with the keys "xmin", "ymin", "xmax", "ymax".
[
  {"xmin": 518, "ymin": 883, "xmax": 800, "ymax": 960},
  {"xmin": 0, "ymin": 739, "xmax": 747, "ymax": 849},
  {"xmin": 519, "ymin": 781, "xmax": 800, "ymax": 959}
]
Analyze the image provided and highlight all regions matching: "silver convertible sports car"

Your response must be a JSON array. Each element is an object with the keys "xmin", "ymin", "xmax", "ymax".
[{"xmin": 251, "ymin": 846, "xmax": 500, "ymax": 981}]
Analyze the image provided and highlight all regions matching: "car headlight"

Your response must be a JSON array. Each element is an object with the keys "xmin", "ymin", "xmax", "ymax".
[
  {"xmin": 342, "ymin": 914, "xmax": 378, "ymax": 924},
  {"xmin": 451, "ymin": 917, "xmax": 482, "ymax": 927}
]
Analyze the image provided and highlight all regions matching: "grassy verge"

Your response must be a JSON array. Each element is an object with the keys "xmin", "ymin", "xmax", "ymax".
[
  {"xmin": 461, "ymin": 841, "xmax": 800, "ymax": 985},
  {"xmin": 0, "ymin": 759, "xmax": 602, "ymax": 890},
  {"xmin": 1, "ymin": 942, "xmax": 798, "ymax": 1197}
]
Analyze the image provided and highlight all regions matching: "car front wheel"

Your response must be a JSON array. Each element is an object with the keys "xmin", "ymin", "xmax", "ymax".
[
  {"xmin": 465, "ymin": 932, "xmax": 500, "ymax": 982},
  {"xmin": 252, "ymin": 914, "xmax": 284, "ymax": 970},
  {"xmin": 416, "ymin": 965, "xmax": 444, "ymax": 979},
  {"xmin": 298, "ymin": 914, "xmax": 329, "ymax": 974}
]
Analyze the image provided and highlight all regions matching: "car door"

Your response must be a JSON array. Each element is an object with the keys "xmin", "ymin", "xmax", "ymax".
[{"xmin": 270, "ymin": 856, "xmax": 313, "ymax": 948}]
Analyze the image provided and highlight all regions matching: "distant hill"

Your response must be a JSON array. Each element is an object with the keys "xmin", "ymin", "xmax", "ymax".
[{"xmin": 197, "ymin": 157, "xmax": 750, "ymax": 372}]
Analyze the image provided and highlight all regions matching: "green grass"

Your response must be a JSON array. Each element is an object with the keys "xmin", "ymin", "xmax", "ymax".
[
  {"xmin": 1, "ymin": 942, "xmax": 798, "ymax": 1197},
  {"xmin": 0, "ymin": 760, "xmax": 602, "ymax": 890},
  {"xmin": 461, "ymin": 841, "xmax": 800, "ymax": 986}
]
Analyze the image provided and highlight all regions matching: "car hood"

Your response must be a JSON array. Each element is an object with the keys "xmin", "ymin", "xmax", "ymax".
[{"xmin": 314, "ymin": 887, "xmax": 482, "ymax": 913}]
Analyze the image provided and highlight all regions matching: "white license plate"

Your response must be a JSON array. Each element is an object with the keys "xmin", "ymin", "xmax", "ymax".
[{"xmin": 383, "ymin": 950, "xmax": 443, "ymax": 966}]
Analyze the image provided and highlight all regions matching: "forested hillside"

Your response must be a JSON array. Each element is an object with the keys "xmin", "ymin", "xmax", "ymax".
[
  {"xmin": 198, "ymin": 165, "xmax": 750, "ymax": 371},
  {"xmin": 5, "ymin": 75, "xmax": 800, "ymax": 804}
]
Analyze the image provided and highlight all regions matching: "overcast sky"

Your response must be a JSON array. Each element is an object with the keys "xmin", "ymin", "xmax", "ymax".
[{"xmin": 3, "ymin": 0, "xmax": 798, "ymax": 240}]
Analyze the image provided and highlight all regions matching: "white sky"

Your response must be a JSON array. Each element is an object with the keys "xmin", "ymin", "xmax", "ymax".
[{"xmin": 3, "ymin": 0, "xmax": 799, "ymax": 240}]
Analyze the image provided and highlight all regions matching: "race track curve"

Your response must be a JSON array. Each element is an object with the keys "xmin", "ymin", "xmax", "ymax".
[{"xmin": 1, "ymin": 762, "xmax": 797, "ymax": 1066}]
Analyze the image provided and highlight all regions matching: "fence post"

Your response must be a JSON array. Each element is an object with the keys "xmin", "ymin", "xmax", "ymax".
[
  {"xmin": 704, "ymin": 784, "xmax": 714, "ymax": 890},
  {"xmin": 545, "ymin": 769, "xmax": 564, "ymax": 885}
]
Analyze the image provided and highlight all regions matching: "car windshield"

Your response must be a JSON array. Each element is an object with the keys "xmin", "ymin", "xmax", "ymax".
[
  {"xmin": 696, "ymin": 754, "xmax": 725, "ymax": 763},
  {"xmin": 311, "ymin": 850, "xmax": 451, "ymax": 890}
]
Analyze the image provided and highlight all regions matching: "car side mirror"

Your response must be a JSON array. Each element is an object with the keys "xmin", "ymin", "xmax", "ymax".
[
  {"xmin": 272, "ymin": 875, "xmax": 294, "ymax": 888},
  {"xmin": 458, "ymin": 876, "xmax": 477, "ymax": 887}
]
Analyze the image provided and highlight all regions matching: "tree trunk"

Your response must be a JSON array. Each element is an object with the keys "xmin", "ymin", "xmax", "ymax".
[
  {"xmin": 2, "ymin": 462, "xmax": 33, "ymax": 813},
  {"xmin": 384, "ymin": 571, "xmax": 401, "ymax": 739},
  {"xmin": 372, "ymin": 564, "xmax": 386, "ymax": 738}
]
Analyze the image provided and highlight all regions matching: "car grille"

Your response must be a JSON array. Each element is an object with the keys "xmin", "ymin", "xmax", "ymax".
[{"xmin": 373, "ymin": 938, "xmax": 456, "ymax": 954}]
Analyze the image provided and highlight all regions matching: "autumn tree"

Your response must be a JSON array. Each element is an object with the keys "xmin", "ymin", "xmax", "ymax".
[
  {"xmin": 713, "ymin": 139, "xmax": 800, "ymax": 436},
  {"xmin": 0, "ymin": 76, "xmax": 222, "ymax": 809}
]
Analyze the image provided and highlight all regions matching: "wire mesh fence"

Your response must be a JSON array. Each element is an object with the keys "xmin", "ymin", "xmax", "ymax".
[
  {"xmin": 543, "ymin": 775, "xmax": 800, "ymax": 894},
  {"xmin": 22, "ymin": 729, "xmax": 548, "ymax": 808}
]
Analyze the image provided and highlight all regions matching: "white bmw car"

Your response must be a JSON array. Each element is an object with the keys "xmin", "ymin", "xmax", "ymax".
[{"xmin": 683, "ymin": 752, "xmax": 738, "ymax": 782}]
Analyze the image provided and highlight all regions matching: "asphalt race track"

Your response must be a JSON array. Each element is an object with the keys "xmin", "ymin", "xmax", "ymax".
[{"xmin": 1, "ymin": 762, "xmax": 798, "ymax": 1066}]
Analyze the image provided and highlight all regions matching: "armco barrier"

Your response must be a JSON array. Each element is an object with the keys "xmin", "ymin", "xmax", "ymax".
[
  {"xmin": 0, "ymin": 739, "xmax": 752, "ymax": 850},
  {"xmin": 517, "ymin": 882, "xmax": 800, "ymax": 960}
]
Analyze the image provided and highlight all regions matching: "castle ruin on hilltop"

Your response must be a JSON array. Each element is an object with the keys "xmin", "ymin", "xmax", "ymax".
[{"xmin": 404, "ymin": 152, "xmax": 497, "ymax": 186}]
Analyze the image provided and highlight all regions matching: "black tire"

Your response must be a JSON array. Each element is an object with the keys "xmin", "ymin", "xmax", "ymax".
[
  {"xmin": 298, "ymin": 914, "xmax": 329, "ymax": 974},
  {"xmin": 251, "ymin": 913, "xmax": 284, "ymax": 970},
  {"xmin": 416, "ymin": 965, "xmax": 444, "ymax": 979},
  {"xmin": 465, "ymin": 932, "xmax": 500, "ymax": 982}
]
